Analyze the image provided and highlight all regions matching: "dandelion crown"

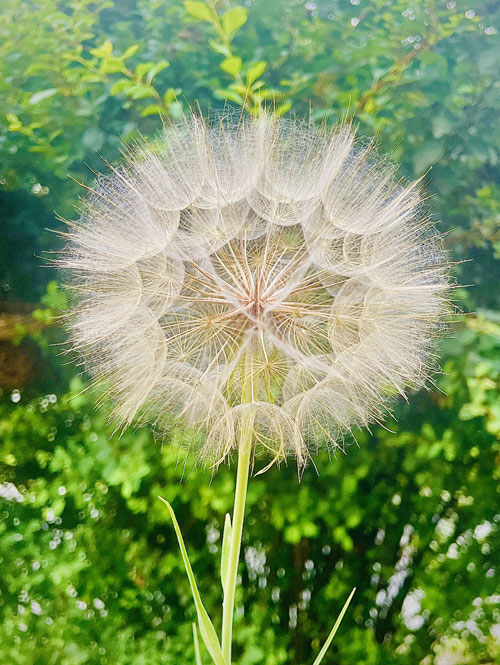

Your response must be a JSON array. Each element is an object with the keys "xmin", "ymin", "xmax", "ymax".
[{"xmin": 60, "ymin": 113, "xmax": 448, "ymax": 469}]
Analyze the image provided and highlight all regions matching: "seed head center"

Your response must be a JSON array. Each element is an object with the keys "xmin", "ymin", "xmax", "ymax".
[{"xmin": 238, "ymin": 282, "xmax": 274, "ymax": 323}]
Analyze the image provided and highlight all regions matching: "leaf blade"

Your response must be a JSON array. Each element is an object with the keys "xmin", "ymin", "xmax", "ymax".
[
  {"xmin": 220, "ymin": 56, "xmax": 242, "ymax": 77},
  {"xmin": 312, "ymin": 588, "xmax": 356, "ymax": 665},
  {"xmin": 158, "ymin": 496, "xmax": 226, "ymax": 665},
  {"xmin": 192, "ymin": 622, "xmax": 203, "ymax": 665},
  {"xmin": 220, "ymin": 513, "xmax": 232, "ymax": 592},
  {"xmin": 246, "ymin": 61, "xmax": 267, "ymax": 86},
  {"xmin": 221, "ymin": 7, "xmax": 247, "ymax": 37},
  {"xmin": 184, "ymin": 1, "xmax": 214, "ymax": 23}
]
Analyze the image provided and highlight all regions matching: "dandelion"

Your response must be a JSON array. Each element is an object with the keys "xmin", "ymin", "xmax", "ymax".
[
  {"xmin": 59, "ymin": 112, "xmax": 448, "ymax": 467},
  {"xmin": 58, "ymin": 112, "xmax": 450, "ymax": 665}
]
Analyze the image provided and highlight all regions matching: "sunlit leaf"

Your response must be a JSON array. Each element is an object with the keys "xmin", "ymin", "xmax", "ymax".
[
  {"xmin": 121, "ymin": 44, "xmax": 140, "ymax": 60},
  {"xmin": 209, "ymin": 39, "xmax": 231, "ymax": 57},
  {"xmin": 312, "ymin": 588, "xmax": 356, "ymax": 665},
  {"xmin": 90, "ymin": 39, "xmax": 113, "ymax": 58},
  {"xmin": 220, "ymin": 57, "xmax": 242, "ymax": 77},
  {"xmin": 246, "ymin": 61, "xmax": 267, "ymax": 86},
  {"xmin": 214, "ymin": 88, "xmax": 244, "ymax": 104},
  {"xmin": 158, "ymin": 497, "xmax": 226, "ymax": 665},
  {"xmin": 221, "ymin": 7, "xmax": 247, "ymax": 37},
  {"xmin": 193, "ymin": 622, "xmax": 203, "ymax": 665},
  {"xmin": 220, "ymin": 513, "xmax": 232, "ymax": 591},
  {"xmin": 184, "ymin": 1, "xmax": 214, "ymax": 23},
  {"xmin": 146, "ymin": 60, "xmax": 170, "ymax": 83}
]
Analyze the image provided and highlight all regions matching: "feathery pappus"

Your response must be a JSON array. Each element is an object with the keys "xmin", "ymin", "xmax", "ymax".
[{"xmin": 58, "ymin": 112, "xmax": 450, "ymax": 470}]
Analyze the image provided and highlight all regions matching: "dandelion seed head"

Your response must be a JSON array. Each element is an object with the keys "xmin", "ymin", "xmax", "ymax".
[{"xmin": 59, "ymin": 112, "xmax": 450, "ymax": 470}]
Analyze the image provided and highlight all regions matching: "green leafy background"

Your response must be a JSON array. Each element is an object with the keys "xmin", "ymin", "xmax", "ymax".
[{"xmin": 1, "ymin": 1, "xmax": 499, "ymax": 663}]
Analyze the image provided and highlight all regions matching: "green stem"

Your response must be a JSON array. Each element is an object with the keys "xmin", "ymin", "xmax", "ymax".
[
  {"xmin": 221, "ymin": 357, "xmax": 255, "ymax": 664},
  {"xmin": 221, "ymin": 427, "xmax": 251, "ymax": 664}
]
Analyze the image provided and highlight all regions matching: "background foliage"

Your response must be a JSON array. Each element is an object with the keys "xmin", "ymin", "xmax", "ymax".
[{"xmin": 1, "ymin": 1, "xmax": 500, "ymax": 663}]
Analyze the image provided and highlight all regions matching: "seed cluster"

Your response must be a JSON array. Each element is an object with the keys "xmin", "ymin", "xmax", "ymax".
[{"xmin": 59, "ymin": 114, "xmax": 449, "ymax": 468}]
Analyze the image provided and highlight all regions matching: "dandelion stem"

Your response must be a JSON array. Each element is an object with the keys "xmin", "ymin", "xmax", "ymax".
[
  {"xmin": 221, "ymin": 435, "xmax": 250, "ymax": 664},
  {"xmin": 221, "ymin": 356, "xmax": 254, "ymax": 664}
]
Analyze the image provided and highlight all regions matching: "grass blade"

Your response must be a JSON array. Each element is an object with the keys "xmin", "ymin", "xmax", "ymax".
[
  {"xmin": 192, "ymin": 622, "xmax": 202, "ymax": 665},
  {"xmin": 312, "ymin": 588, "xmax": 356, "ymax": 665},
  {"xmin": 158, "ymin": 496, "xmax": 226, "ymax": 665},
  {"xmin": 220, "ymin": 513, "xmax": 232, "ymax": 592}
]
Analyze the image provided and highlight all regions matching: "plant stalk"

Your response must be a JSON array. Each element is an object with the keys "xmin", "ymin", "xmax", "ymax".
[
  {"xmin": 221, "ymin": 356, "xmax": 255, "ymax": 664},
  {"xmin": 221, "ymin": 436, "xmax": 251, "ymax": 664}
]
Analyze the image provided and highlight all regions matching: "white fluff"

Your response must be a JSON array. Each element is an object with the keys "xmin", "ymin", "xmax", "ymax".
[{"xmin": 59, "ymin": 112, "xmax": 450, "ymax": 469}]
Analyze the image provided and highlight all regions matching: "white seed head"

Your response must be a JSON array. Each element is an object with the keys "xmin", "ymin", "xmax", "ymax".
[{"xmin": 59, "ymin": 112, "xmax": 450, "ymax": 470}]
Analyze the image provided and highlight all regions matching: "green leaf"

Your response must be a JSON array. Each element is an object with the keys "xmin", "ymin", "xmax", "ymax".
[
  {"xmin": 145, "ymin": 60, "xmax": 170, "ymax": 83},
  {"xmin": 312, "ymin": 588, "xmax": 356, "ymax": 665},
  {"xmin": 209, "ymin": 39, "xmax": 231, "ymax": 57},
  {"xmin": 220, "ymin": 56, "xmax": 242, "ymax": 77},
  {"xmin": 99, "ymin": 57, "xmax": 125, "ymax": 74},
  {"xmin": 275, "ymin": 101, "xmax": 291, "ymax": 116},
  {"xmin": 220, "ymin": 513, "xmax": 232, "ymax": 591},
  {"xmin": 214, "ymin": 88, "xmax": 244, "ymax": 104},
  {"xmin": 283, "ymin": 524, "xmax": 301, "ymax": 543},
  {"xmin": 246, "ymin": 61, "xmax": 267, "ymax": 86},
  {"xmin": 158, "ymin": 497, "xmax": 226, "ymax": 665},
  {"xmin": 126, "ymin": 84, "xmax": 156, "ymax": 100},
  {"xmin": 164, "ymin": 87, "xmax": 182, "ymax": 105},
  {"xmin": 140, "ymin": 104, "xmax": 164, "ymax": 117},
  {"xmin": 193, "ymin": 623, "xmax": 202, "ymax": 665},
  {"xmin": 184, "ymin": 1, "xmax": 214, "ymax": 23},
  {"xmin": 121, "ymin": 44, "xmax": 140, "ymax": 60},
  {"xmin": 40, "ymin": 281, "xmax": 67, "ymax": 310},
  {"xmin": 6, "ymin": 112, "xmax": 22, "ymax": 130},
  {"xmin": 28, "ymin": 88, "xmax": 57, "ymax": 105},
  {"xmin": 221, "ymin": 7, "xmax": 247, "ymax": 37},
  {"xmin": 90, "ymin": 39, "xmax": 113, "ymax": 58},
  {"xmin": 110, "ymin": 79, "xmax": 132, "ymax": 95},
  {"xmin": 135, "ymin": 62, "xmax": 155, "ymax": 81},
  {"xmin": 49, "ymin": 129, "xmax": 62, "ymax": 142}
]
